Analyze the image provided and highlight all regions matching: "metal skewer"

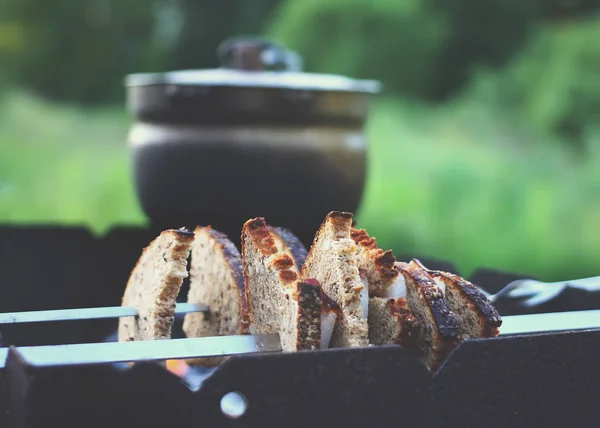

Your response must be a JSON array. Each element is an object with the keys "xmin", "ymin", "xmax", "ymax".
[
  {"xmin": 0, "ymin": 307, "xmax": 598, "ymax": 368},
  {"xmin": 0, "ymin": 334, "xmax": 282, "ymax": 368},
  {"xmin": 0, "ymin": 302, "xmax": 208, "ymax": 324}
]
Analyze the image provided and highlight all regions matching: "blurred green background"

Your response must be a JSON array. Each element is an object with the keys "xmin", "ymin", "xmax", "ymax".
[{"xmin": 0, "ymin": 0, "xmax": 599, "ymax": 281}]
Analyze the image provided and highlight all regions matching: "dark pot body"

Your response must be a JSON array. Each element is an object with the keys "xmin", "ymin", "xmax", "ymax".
[
  {"xmin": 126, "ymin": 37, "xmax": 379, "ymax": 246},
  {"xmin": 128, "ymin": 118, "xmax": 367, "ymax": 246}
]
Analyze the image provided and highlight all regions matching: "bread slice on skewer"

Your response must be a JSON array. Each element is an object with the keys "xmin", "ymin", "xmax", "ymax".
[
  {"xmin": 350, "ymin": 228, "xmax": 419, "ymax": 347},
  {"xmin": 242, "ymin": 217, "xmax": 322, "ymax": 351},
  {"xmin": 118, "ymin": 228, "xmax": 194, "ymax": 342},
  {"xmin": 183, "ymin": 226, "xmax": 250, "ymax": 339},
  {"xmin": 268, "ymin": 223, "xmax": 341, "ymax": 349},
  {"xmin": 413, "ymin": 259, "xmax": 502, "ymax": 339},
  {"xmin": 302, "ymin": 211, "xmax": 369, "ymax": 348},
  {"xmin": 182, "ymin": 226, "xmax": 251, "ymax": 365},
  {"xmin": 395, "ymin": 260, "xmax": 462, "ymax": 371}
]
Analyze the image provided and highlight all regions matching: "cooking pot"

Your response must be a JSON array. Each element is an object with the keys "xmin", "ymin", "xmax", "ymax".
[{"xmin": 125, "ymin": 36, "xmax": 380, "ymax": 246}]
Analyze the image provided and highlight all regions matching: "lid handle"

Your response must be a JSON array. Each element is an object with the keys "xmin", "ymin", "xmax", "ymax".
[{"xmin": 217, "ymin": 36, "xmax": 303, "ymax": 72}]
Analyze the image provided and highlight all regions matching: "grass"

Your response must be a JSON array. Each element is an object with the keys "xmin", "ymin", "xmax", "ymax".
[
  {"xmin": 0, "ymin": 91, "xmax": 146, "ymax": 231},
  {"xmin": 1, "ymin": 90, "xmax": 599, "ymax": 282},
  {"xmin": 359, "ymin": 98, "xmax": 600, "ymax": 280}
]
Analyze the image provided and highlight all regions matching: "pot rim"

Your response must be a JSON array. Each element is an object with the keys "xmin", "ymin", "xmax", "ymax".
[{"xmin": 124, "ymin": 68, "xmax": 381, "ymax": 94}]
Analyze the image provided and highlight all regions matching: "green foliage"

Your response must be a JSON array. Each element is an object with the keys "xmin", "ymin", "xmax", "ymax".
[
  {"xmin": 357, "ymin": 97, "xmax": 600, "ymax": 281},
  {"xmin": 0, "ymin": 91, "xmax": 145, "ymax": 232},
  {"xmin": 463, "ymin": 15, "xmax": 600, "ymax": 143},
  {"xmin": 0, "ymin": 0, "xmax": 167, "ymax": 104},
  {"xmin": 267, "ymin": 0, "xmax": 449, "ymax": 99},
  {"xmin": 267, "ymin": 0, "xmax": 542, "ymax": 100},
  {"xmin": 0, "ymin": 0, "xmax": 282, "ymax": 105},
  {"xmin": 171, "ymin": 0, "xmax": 281, "ymax": 69}
]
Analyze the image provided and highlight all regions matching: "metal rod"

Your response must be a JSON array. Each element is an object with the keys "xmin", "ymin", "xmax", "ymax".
[
  {"xmin": 0, "ymin": 334, "xmax": 281, "ymax": 368},
  {"xmin": 498, "ymin": 309, "xmax": 600, "ymax": 336},
  {"xmin": 0, "ymin": 308, "xmax": 598, "ymax": 369},
  {"xmin": 0, "ymin": 302, "xmax": 208, "ymax": 324}
]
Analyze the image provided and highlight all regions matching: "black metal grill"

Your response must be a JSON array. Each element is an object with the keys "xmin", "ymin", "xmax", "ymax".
[{"xmin": 0, "ymin": 226, "xmax": 598, "ymax": 428}]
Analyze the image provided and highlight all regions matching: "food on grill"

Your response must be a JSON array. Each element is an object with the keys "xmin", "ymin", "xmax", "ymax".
[
  {"xmin": 118, "ymin": 228, "xmax": 194, "ymax": 342},
  {"xmin": 182, "ymin": 226, "xmax": 251, "ymax": 365},
  {"xmin": 302, "ymin": 211, "xmax": 369, "ymax": 348},
  {"xmin": 117, "ymin": 210, "xmax": 502, "ymax": 373},
  {"xmin": 269, "ymin": 224, "xmax": 340, "ymax": 349},
  {"xmin": 350, "ymin": 229, "xmax": 419, "ymax": 348},
  {"xmin": 242, "ymin": 217, "xmax": 323, "ymax": 351},
  {"xmin": 395, "ymin": 261, "xmax": 462, "ymax": 371},
  {"xmin": 417, "ymin": 261, "xmax": 502, "ymax": 339},
  {"xmin": 269, "ymin": 225, "xmax": 308, "ymax": 272}
]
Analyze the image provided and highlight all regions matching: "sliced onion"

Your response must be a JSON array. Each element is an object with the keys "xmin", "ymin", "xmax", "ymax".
[
  {"xmin": 360, "ymin": 275, "xmax": 369, "ymax": 321},
  {"xmin": 384, "ymin": 274, "xmax": 407, "ymax": 299},
  {"xmin": 433, "ymin": 277, "xmax": 446, "ymax": 296},
  {"xmin": 320, "ymin": 311, "xmax": 337, "ymax": 349}
]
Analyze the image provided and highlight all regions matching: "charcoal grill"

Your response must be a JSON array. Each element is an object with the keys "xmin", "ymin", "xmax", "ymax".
[{"xmin": 0, "ymin": 225, "xmax": 598, "ymax": 428}]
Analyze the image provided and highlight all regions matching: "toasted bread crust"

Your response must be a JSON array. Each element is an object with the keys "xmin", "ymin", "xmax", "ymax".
[
  {"xmin": 244, "ymin": 218, "xmax": 279, "ymax": 257},
  {"xmin": 350, "ymin": 228, "xmax": 398, "ymax": 295},
  {"xmin": 400, "ymin": 262, "xmax": 461, "ymax": 339},
  {"xmin": 244, "ymin": 218, "xmax": 298, "ymax": 286},
  {"xmin": 423, "ymin": 267, "xmax": 502, "ymax": 337},
  {"xmin": 386, "ymin": 297, "xmax": 420, "ymax": 347},
  {"xmin": 269, "ymin": 226, "xmax": 308, "ymax": 270},
  {"xmin": 396, "ymin": 261, "xmax": 461, "ymax": 371},
  {"xmin": 295, "ymin": 281, "xmax": 322, "ymax": 350},
  {"xmin": 325, "ymin": 211, "xmax": 353, "ymax": 235},
  {"xmin": 203, "ymin": 226, "xmax": 251, "ymax": 334},
  {"xmin": 306, "ymin": 211, "xmax": 353, "ymax": 247}
]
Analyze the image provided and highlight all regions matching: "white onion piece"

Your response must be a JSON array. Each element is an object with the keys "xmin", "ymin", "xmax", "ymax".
[
  {"xmin": 433, "ymin": 277, "xmax": 446, "ymax": 296},
  {"xmin": 384, "ymin": 275, "xmax": 407, "ymax": 299},
  {"xmin": 320, "ymin": 311, "xmax": 337, "ymax": 349},
  {"xmin": 360, "ymin": 275, "xmax": 369, "ymax": 321}
]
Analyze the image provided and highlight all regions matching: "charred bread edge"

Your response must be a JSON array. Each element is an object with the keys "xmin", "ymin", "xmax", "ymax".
[
  {"xmin": 196, "ymin": 226, "xmax": 251, "ymax": 334},
  {"xmin": 295, "ymin": 279, "xmax": 323, "ymax": 350},
  {"xmin": 325, "ymin": 211, "xmax": 353, "ymax": 228},
  {"xmin": 242, "ymin": 217, "xmax": 298, "ymax": 285},
  {"xmin": 386, "ymin": 297, "xmax": 420, "ymax": 347},
  {"xmin": 305, "ymin": 211, "xmax": 353, "ymax": 251},
  {"xmin": 413, "ymin": 259, "xmax": 502, "ymax": 336},
  {"xmin": 301, "ymin": 211, "xmax": 354, "ymax": 279},
  {"xmin": 350, "ymin": 228, "xmax": 398, "ymax": 287},
  {"xmin": 396, "ymin": 262, "xmax": 461, "ymax": 371},
  {"xmin": 397, "ymin": 262, "xmax": 461, "ymax": 339},
  {"xmin": 268, "ymin": 225, "xmax": 308, "ymax": 270}
]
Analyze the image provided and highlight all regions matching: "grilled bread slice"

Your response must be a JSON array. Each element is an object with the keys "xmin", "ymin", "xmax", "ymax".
[
  {"xmin": 269, "ymin": 225, "xmax": 308, "ymax": 273},
  {"xmin": 182, "ymin": 226, "xmax": 250, "ymax": 367},
  {"xmin": 415, "ymin": 260, "xmax": 502, "ymax": 339},
  {"xmin": 118, "ymin": 228, "xmax": 194, "ymax": 342},
  {"xmin": 395, "ymin": 260, "xmax": 462, "ymax": 371},
  {"xmin": 269, "ymin": 224, "xmax": 341, "ymax": 349},
  {"xmin": 242, "ymin": 217, "xmax": 321, "ymax": 351},
  {"xmin": 351, "ymin": 228, "xmax": 419, "ymax": 347},
  {"xmin": 302, "ymin": 212, "xmax": 368, "ymax": 348},
  {"xmin": 367, "ymin": 297, "xmax": 419, "ymax": 346}
]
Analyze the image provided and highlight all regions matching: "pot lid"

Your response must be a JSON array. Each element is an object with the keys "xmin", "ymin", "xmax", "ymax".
[{"xmin": 125, "ymin": 36, "xmax": 381, "ymax": 94}]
